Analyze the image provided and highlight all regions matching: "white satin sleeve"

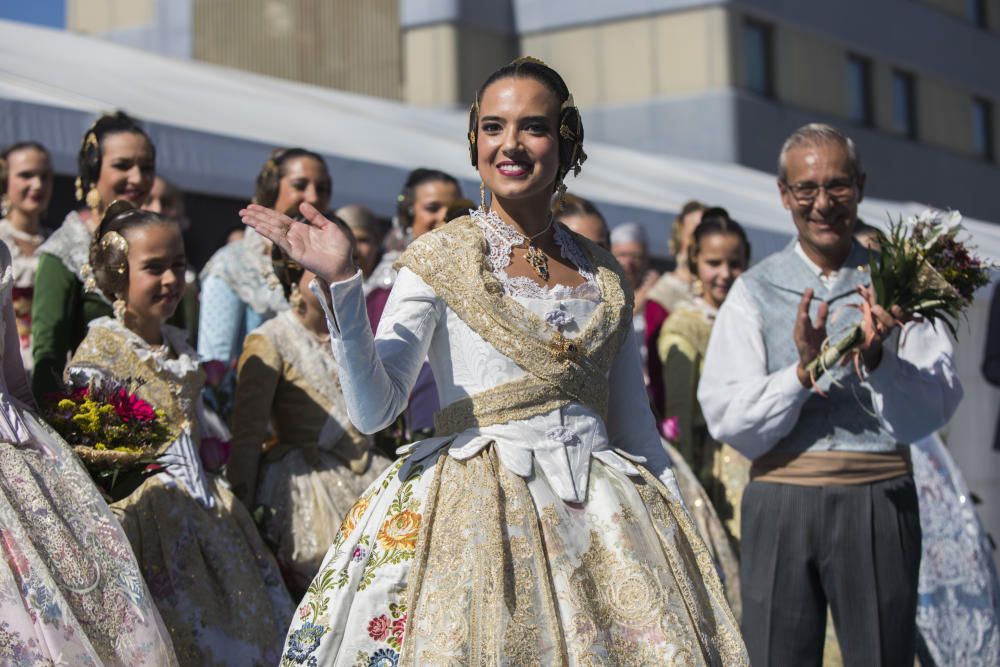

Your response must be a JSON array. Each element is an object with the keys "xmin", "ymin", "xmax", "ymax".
[
  {"xmin": 313, "ymin": 267, "xmax": 443, "ymax": 434},
  {"xmin": 605, "ymin": 326, "xmax": 682, "ymax": 502}
]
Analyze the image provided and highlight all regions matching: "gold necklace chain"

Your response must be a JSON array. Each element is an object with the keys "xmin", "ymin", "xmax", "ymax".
[{"xmin": 518, "ymin": 215, "xmax": 553, "ymax": 282}]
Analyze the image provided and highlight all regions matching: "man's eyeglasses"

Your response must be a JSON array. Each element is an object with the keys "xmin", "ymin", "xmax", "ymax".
[{"xmin": 782, "ymin": 179, "xmax": 856, "ymax": 204}]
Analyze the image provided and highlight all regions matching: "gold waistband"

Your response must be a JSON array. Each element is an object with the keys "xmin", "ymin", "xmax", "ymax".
[
  {"xmin": 434, "ymin": 375, "xmax": 604, "ymax": 436},
  {"xmin": 750, "ymin": 449, "xmax": 911, "ymax": 486}
]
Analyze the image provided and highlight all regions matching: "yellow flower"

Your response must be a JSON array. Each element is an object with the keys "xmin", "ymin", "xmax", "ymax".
[
  {"xmin": 95, "ymin": 442, "xmax": 107, "ymax": 450},
  {"xmin": 376, "ymin": 510, "xmax": 421, "ymax": 553},
  {"xmin": 339, "ymin": 496, "xmax": 369, "ymax": 540},
  {"xmin": 57, "ymin": 399, "xmax": 76, "ymax": 411}
]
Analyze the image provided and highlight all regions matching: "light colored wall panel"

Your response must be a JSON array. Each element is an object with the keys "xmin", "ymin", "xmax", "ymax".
[
  {"xmin": 68, "ymin": 0, "xmax": 155, "ymax": 33},
  {"xmin": 522, "ymin": 6, "xmax": 731, "ymax": 107},
  {"xmin": 918, "ymin": 76, "xmax": 972, "ymax": 153},
  {"xmin": 193, "ymin": 0, "xmax": 401, "ymax": 100},
  {"xmin": 403, "ymin": 24, "xmax": 459, "ymax": 106},
  {"xmin": 773, "ymin": 24, "xmax": 846, "ymax": 117}
]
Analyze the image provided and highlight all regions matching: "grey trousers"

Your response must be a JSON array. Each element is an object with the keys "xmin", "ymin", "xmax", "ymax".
[{"xmin": 740, "ymin": 476, "xmax": 921, "ymax": 667}]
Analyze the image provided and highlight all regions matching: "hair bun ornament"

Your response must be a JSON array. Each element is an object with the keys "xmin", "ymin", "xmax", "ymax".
[{"xmin": 102, "ymin": 199, "xmax": 137, "ymax": 226}]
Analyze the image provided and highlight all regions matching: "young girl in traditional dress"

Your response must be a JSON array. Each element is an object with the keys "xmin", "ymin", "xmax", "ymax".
[
  {"xmin": 66, "ymin": 202, "xmax": 293, "ymax": 665},
  {"xmin": 0, "ymin": 236, "xmax": 177, "ymax": 664},
  {"xmin": 246, "ymin": 57, "xmax": 746, "ymax": 666}
]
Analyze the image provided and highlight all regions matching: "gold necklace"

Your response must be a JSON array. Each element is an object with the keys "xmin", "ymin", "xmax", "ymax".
[{"xmin": 520, "ymin": 216, "xmax": 554, "ymax": 282}]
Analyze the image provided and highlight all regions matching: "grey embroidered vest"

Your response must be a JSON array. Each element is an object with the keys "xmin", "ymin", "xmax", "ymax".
[{"xmin": 741, "ymin": 240, "xmax": 898, "ymax": 455}]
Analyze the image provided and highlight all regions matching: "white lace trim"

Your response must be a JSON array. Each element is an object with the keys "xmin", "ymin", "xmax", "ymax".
[
  {"xmin": 470, "ymin": 208, "xmax": 599, "ymax": 301},
  {"xmin": 88, "ymin": 317, "xmax": 202, "ymax": 380}
]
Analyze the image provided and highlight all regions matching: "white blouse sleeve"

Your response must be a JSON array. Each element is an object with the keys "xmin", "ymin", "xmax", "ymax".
[
  {"xmin": 316, "ymin": 267, "xmax": 443, "ymax": 434},
  {"xmin": 605, "ymin": 327, "xmax": 682, "ymax": 501}
]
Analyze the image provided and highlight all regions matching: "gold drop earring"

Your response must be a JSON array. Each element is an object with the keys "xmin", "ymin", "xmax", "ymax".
[{"xmin": 480, "ymin": 181, "xmax": 487, "ymax": 211}]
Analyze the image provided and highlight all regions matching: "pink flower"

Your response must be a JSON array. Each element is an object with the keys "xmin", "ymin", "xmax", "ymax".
[
  {"xmin": 391, "ymin": 614, "xmax": 406, "ymax": 641},
  {"xmin": 660, "ymin": 416, "xmax": 680, "ymax": 443},
  {"xmin": 368, "ymin": 614, "xmax": 390, "ymax": 641},
  {"xmin": 202, "ymin": 360, "xmax": 228, "ymax": 388},
  {"xmin": 298, "ymin": 606, "xmax": 310, "ymax": 620},
  {"xmin": 111, "ymin": 389, "xmax": 156, "ymax": 422},
  {"xmin": 200, "ymin": 437, "xmax": 231, "ymax": 473}
]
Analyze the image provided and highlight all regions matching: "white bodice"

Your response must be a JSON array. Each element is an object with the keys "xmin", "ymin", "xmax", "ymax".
[{"xmin": 316, "ymin": 265, "xmax": 678, "ymax": 504}]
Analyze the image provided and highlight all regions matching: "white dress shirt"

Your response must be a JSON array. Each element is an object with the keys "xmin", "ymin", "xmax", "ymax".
[{"xmin": 697, "ymin": 242, "xmax": 964, "ymax": 460}]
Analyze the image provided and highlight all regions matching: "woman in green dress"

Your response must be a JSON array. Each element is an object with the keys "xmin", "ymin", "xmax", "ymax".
[{"xmin": 31, "ymin": 112, "xmax": 156, "ymax": 400}]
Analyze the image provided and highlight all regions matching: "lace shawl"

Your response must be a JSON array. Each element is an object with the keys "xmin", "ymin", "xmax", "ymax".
[
  {"xmin": 37, "ymin": 210, "xmax": 91, "ymax": 282},
  {"xmin": 199, "ymin": 229, "xmax": 288, "ymax": 316}
]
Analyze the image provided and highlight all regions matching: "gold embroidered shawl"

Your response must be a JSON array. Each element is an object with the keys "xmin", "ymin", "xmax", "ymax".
[
  {"xmin": 394, "ymin": 216, "xmax": 633, "ymax": 433},
  {"xmin": 67, "ymin": 323, "xmax": 205, "ymax": 447}
]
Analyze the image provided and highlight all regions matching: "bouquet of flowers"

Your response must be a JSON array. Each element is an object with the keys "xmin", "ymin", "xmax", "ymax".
[
  {"xmin": 806, "ymin": 209, "xmax": 992, "ymax": 380},
  {"xmin": 43, "ymin": 377, "xmax": 173, "ymax": 500}
]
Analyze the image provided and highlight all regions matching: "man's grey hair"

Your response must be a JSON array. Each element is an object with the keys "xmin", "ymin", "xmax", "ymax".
[
  {"xmin": 610, "ymin": 222, "xmax": 648, "ymax": 250},
  {"xmin": 777, "ymin": 123, "xmax": 864, "ymax": 182}
]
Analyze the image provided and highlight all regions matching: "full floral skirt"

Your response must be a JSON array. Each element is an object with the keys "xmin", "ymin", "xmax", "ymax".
[
  {"xmin": 112, "ymin": 474, "xmax": 295, "ymax": 666},
  {"xmin": 257, "ymin": 449, "xmax": 391, "ymax": 595},
  {"xmin": 0, "ymin": 412, "xmax": 176, "ymax": 666},
  {"xmin": 282, "ymin": 444, "xmax": 747, "ymax": 666}
]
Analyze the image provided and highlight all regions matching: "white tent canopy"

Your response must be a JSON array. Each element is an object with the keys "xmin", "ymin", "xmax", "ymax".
[{"xmin": 2, "ymin": 19, "xmax": 999, "ymax": 543}]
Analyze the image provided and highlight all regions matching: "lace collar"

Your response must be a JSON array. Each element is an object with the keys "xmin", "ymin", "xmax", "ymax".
[
  {"xmin": 470, "ymin": 208, "xmax": 599, "ymax": 301},
  {"xmin": 38, "ymin": 210, "xmax": 92, "ymax": 282},
  {"xmin": 199, "ymin": 228, "xmax": 288, "ymax": 316},
  {"xmin": 88, "ymin": 317, "xmax": 202, "ymax": 381}
]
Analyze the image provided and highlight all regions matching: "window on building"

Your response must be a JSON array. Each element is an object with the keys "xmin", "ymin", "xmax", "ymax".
[
  {"xmin": 846, "ymin": 55, "xmax": 873, "ymax": 126},
  {"xmin": 973, "ymin": 97, "xmax": 995, "ymax": 161},
  {"xmin": 967, "ymin": 0, "xmax": 988, "ymax": 28},
  {"xmin": 743, "ymin": 19, "xmax": 774, "ymax": 98},
  {"xmin": 891, "ymin": 70, "xmax": 917, "ymax": 139}
]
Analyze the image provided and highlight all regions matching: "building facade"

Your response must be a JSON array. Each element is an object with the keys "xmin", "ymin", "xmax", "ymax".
[{"xmin": 52, "ymin": 0, "xmax": 1000, "ymax": 221}]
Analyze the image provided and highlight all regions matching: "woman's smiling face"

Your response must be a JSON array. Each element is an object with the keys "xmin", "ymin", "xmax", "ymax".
[{"xmin": 476, "ymin": 76, "xmax": 561, "ymax": 205}]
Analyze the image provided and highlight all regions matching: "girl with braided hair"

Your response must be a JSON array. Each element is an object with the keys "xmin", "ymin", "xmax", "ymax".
[{"xmin": 246, "ymin": 58, "xmax": 746, "ymax": 665}]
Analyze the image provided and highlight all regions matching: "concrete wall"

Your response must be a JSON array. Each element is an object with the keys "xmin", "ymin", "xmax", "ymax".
[{"xmin": 67, "ymin": 0, "xmax": 155, "ymax": 33}]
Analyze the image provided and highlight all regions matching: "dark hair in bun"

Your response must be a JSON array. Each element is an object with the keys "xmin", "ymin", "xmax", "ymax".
[
  {"xmin": 687, "ymin": 207, "xmax": 751, "ymax": 275},
  {"xmin": 76, "ymin": 111, "xmax": 154, "ymax": 204}
]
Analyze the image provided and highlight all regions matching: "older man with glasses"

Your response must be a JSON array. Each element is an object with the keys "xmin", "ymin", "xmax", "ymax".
[{"xmin": 698, "ymin": 123, "xmax": 963, "ymax": 665}]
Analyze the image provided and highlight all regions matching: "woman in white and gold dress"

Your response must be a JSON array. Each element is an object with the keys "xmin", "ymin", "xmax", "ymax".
[
  {"xmin": 0, "ymin": 240, "xmax": 177, "ymax": 665},
  {"xmin": 66, "ymin": 202, "xmax": 293, "ymax": 665},
  {"xmin": 245, "ymin": 58, "xmax": 746, "ymax": 666},
  {"xmin": 229, "ymin": 251, "xmax": 390, "ymax": 597}
]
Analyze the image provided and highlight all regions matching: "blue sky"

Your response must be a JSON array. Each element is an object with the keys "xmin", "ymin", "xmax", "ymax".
[{"xmin": 0, "ymin": 0, "xmax": 65, "ymax": 28}]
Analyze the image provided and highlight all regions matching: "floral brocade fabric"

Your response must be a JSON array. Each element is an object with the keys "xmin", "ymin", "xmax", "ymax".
[{"xmin": 283, "ymin": 446, "xmax": 746, "ymax": 666}]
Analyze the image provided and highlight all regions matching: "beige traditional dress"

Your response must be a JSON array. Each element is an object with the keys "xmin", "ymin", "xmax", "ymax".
[
  {"xmin": 229, "ymin": 310, "xmax": 391, "ymax": 595},
  {"xmin": 67, "ymin": 318, "xmax": 294, "ymax": 666},
  {"xmin": 658, "ymin": 299, "xmax": 750, "ymax": 546},
  {"xmin": 0, "ymin": 219, "xmax": 44, "ymax": 372},
  {"xmin": 281, "ymin": 211, "xmax": 746, "ymax": 666}
]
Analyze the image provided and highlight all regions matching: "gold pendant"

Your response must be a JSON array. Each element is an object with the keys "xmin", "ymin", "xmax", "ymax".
[{"xmin": 525, "ymin": 243, "xmax": 549, "ymax": 281}]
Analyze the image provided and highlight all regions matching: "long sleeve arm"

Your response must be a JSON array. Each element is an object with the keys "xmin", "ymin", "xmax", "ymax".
[
  {"xmin": 31, "ymin": 253, "xmax": 79, "ymax": 400},
  {"xmin": 315, "ymin": 268, "xmax": 441, "ymax": 434},
  {"xmin": 197, "ymin": 275, "xmax": 245, "ymax": 363},
  {"xmin": 863, "ymin": 322, "xmax": 963, "ymax": 443},
  {"xmin": 605, "ymin": 327, "xmax": 680, "ymax": 497},
  {"xmin": 697, "ymin": 279, "xmax": 812, "ymax": 460},
  {"xmin": 228, "ymin": 333, "xmax": 282, "ymax": 507}
]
